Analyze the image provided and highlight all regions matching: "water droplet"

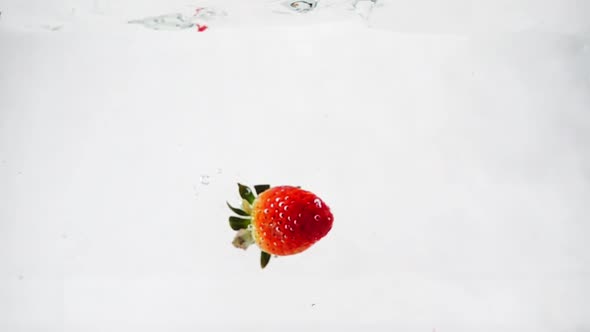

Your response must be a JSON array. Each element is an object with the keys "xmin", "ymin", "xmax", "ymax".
[
  {"xmin": 273, "ymin": 241, "xmax": 278, "ymax": 246},
  {"xmin": 264, "ymin": 209, "xmax": 269, "ymax": 214},
  {"xmin": 285, "ymin": 196, "xmax": 289, "ymax": 200},
  {"xmin": 278, "ymin": 202, "xmax": 284, "ymax": 207},
  {"xmin": 293, "ymin": 220, "xmax": 298, "ymax": 225},
  {"xmin": 279, "ymin": 213, "xmax": 284, "ymax": 218},
  {"xmin": 314, "ymin": 215, "xmax": 321, "ymax": 221},
  {"xmin": 275, "ymin": 197, "xmax": 281, "ymax": 202},
  {"xmin": 199, "ymin": 175, "xmax": 210, "ymax": 185},
  {"xmin": 284, "ymin": 205, "xmax": 289, "ymax": 211},
  {"xmin": 314, "ymin": 198, "xmax": 322, "ymax": 208},
  {"xmin": 270, "ymin": 203, "xmax": 275, "ymax": 208},
  {"xmin": 275, "ymin": 226, "xmax": 280, "ymax": 232}
]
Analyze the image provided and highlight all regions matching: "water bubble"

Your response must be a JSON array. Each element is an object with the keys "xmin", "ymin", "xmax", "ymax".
[{"xmin": 199, "ymin": 175, "xmax": 210, "ymax": 185}]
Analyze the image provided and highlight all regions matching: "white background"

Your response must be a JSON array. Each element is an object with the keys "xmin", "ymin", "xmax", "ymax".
[{"xmin": 1, "ymin": 0, "xmax": 589, "ymax": 331}]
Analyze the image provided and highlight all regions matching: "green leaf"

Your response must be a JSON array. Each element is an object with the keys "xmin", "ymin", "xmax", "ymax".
[
  {"xmin": 226, "ymin": 202, "xmax": 249, "ymax": 216},
  {"xmin": 254, "ymin": 184, "xmax": 271, "ymax": 195},
  {"xmin": 238, "ymin": 183, "xmax": 256, "ymax": 204},
  {"xmin": 229, "ymin": 216, "xmax": 251, "ymax": 230},
  {"xmin": 260, "ymin": 251, "xmax": 271, "ymax": 269}
]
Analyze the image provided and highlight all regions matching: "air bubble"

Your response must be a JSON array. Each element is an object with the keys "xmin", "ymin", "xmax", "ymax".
[{"xmin": 199, "ymin": 175, "xmax": 210, "ymax": 185}]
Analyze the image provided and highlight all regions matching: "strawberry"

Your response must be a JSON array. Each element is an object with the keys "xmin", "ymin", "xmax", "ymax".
[{"xmin": 227, "ymin": 183, "xmax": 333, "ymax": 268}]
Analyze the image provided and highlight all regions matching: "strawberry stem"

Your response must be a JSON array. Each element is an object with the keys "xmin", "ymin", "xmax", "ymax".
[
  {"xmin": 232, "ymin": 227, "xmax": 255, "ymax": 250},
  {"xmin": 260, "ymin": 251, "xmax": 271, "ymax": 268},
  {"xmin": 229, "ymin": 216, "xmax": 251, "ymax": 230},
  {"xmin": 238, "ymin": 183, "xmax": 255, "ymax": 204},
  {"xmin": 254, "ymin": 184, "xmax": 270, "ymax": 195},
  {"xmin": 227, "ymin": 202, "xmax": 249, "ymax": 216}
]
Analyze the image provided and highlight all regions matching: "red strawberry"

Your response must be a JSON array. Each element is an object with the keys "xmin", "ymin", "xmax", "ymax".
[{"xmin": 227, "ymin": 184, "xmax": 333, "ymax": 268}]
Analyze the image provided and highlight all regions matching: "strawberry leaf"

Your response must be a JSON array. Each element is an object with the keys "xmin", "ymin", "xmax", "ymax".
[
  {"xmin": 254, "ymin": 184, "xmax": 271, "ymax": 195},
  {"xmin": 238, "ymin": 183, "xmax": 255, "ymax": 204},
  {"xmin": 226, "ymin": 202, "xmax": 249, "ymax": 216},
  {"xmin": 260, "ymin": 251, "xmax": 271, "ymax": 269},
  {"xmin": 229, "ymin": 216, "xmax": 251, "ymax": 230}
]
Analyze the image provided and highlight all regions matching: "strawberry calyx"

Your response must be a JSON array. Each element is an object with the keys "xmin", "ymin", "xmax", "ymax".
[{"xmin": 228, "ymin": 183, "xmax": 272, "ymax": 268}]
